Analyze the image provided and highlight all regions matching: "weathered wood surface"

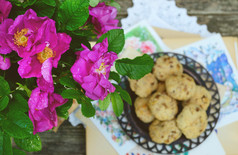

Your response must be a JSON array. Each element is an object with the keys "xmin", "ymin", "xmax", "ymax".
[
  {"xmin": 30, "ymin": 121, "xmax": 86, "ymax": 155},
  {"xmin": 175, "ymin": 0, "xmax": 238, "ymax": 36},
  {"xmin": 31, "ymin": 1, "xmax": 238, "ymax": 154}
]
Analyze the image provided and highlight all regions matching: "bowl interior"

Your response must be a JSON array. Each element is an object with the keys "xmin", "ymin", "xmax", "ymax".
[{"xmin": 118, "ymin": 52, "xmax": 220, "ymax": 153}]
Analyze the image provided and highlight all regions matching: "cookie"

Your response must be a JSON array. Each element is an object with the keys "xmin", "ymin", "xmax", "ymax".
[
  {"xmin": 134, "ymin": 97, "xmax": 154, "ymax": 123},
  {"xmin": 157, "ymin": 82, "xmax": 166, "ymax": 93},
  {"xmin": 153, "ymin": 56, "xmax": 183, "ymax": 81},
  {"xmin": 182, "ymin": 86, "xmax": 211, "ymax": 110},
  {"xmin": 149, "ymin": 119, "xmax": 182, "ymax": 144},
  {"xmin": 129, "ymin": 73, "xmax": 158, "ymax": 97},
  {"xmin": 165, "ymin": 74, "xmax": 196, "ymax": 101},
  {"xmin": 149, "ymin": 92, "xmax": 178, "ymax": 121},
  {"xmin": 176, "ymin": 104, "xmax": 208, "ymax": 139}
]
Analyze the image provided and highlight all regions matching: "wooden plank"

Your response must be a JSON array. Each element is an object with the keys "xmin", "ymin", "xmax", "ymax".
[
  {"xmin": 30, "ymin": 121, "xmax": 86, "ymax": 155},
  {"xmin": 176, "ymin": 0, "xmax": 238, "ymax": 36}
]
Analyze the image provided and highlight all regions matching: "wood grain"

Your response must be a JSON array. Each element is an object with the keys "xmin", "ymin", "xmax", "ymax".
[
  {"xmin": 29, "ymin": 121, "xmax": 86, "ymax": 155},
  {"xmin": 175, "ymin": 0, "xmax": 238, "ymax": 36}
]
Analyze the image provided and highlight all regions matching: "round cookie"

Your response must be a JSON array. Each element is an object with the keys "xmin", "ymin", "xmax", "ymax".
[
  {"xmin": 156, "ymin": 82, "xmax": 166, "ymax": 93},
  {"xmin": 149, "ymin": 92, "xmax": 178, "ymax": 121},
  {"xmin": 129, "ymin": 73, "xmax": 158, "ymax": 98},
  {"xmin": 134, "ymin": 97, "xmax": 154, "ymax": 123},
  {"xmin": 183, "ymin": 86, "xmax": 211, "ymax": 110},
  {"xmin": 153, "ymin": 56, "xmax": 183, "ymax": 81},
  {"xmin": 176, "ymin": 104, "xmax": 207, "ymax": 139},
  {"xmin": 149, "ymin": 119, "xmax": 182, "ymax": 144},
  {"xmin": 165, "ymin": 74, "xmax": 196, "ymax": 101}
]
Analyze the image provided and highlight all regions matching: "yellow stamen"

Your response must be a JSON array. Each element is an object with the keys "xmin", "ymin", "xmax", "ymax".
[
  {"xmin": 37, "ymin": 47, "xmax": 55, "ymax": 64},
  {"xmin": 14, "ymin": 28, "xmax": 28, "ymax": 47},
  {"xmin": 96, "ymin": 62, "xmax": 108, "ymax": 75}
]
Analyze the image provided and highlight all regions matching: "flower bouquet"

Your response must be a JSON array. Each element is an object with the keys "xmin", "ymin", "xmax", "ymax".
[{"xmin": 0, "ymin": 0, "xmax": 154, "ymax": 153}]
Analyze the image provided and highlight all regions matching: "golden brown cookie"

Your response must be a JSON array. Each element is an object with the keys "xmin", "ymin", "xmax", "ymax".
[
  {"xmin": 149, "ymin": 92, "xmax": 178, "ymax": 121},
  {"xmin": 153, "ymin": 56, "xmax": 183, "ymax": 81},
  {"xmin": 156, "ymin": 82, "xmax": 166, "ymax": 93},
  {"xmin": 129, "ymin": 73, "xmax": 158, "ymax": 97},
  {"xmin": 176, "ymin": 104, "xmax": 208, "ymax": 139},
  {"xmin": 134, "ymin": 97, "xmax": 154, "ymax": 123},
  {"xmin": 165, "ymin": 74, "xmax": 196, "ymax": 101},
  {"xmin": 149, "ymin": 119, "xmax": 182, "ymax": 144},
  {"xmin": 182, "ymin": 86, "xmax": 211, "ymax": 110}
]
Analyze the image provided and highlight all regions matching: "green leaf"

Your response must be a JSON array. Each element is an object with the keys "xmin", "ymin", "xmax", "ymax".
[
  {"xmin": 56, "ymin": 99, "xmax": 73, "ymax": 119},
  {"xmin": 109, "ymin": 71, "xmax": 121, "ymax": 83},
  {"xmin": 0, "ymin": 96, "xmax": 9, "ymax": 112},
  {"xmin": 58, "ymin": 0, "xmax": 89, "ymax": 31},
  {"xmin": 97, "ymin": 29, "xmax": 125, "ymax": 54},
  {"xmin": 9, "ymin": 91, "xmax": 29, "ymax": 113},
  {"xmin": 13, "ymin": 148, "xmax": 26, "ymax": 155},
  {"xmin": 14, "ymin": 134, "xmax": 42, "ymax": 152},
  {"xmin": 99, "ymin": 94, "xmax": 110, "ymax": 111},
  {"xmin": 40, "ymin": 0, "xmax": 56, "ymax": 6},
  {"xmin": 9, "ymin": 0, "xmax": 37, "ymax": 8},
  {"xmin": 115, "ymin": 54, "xmax": 154, "ymax": 80},
  {"xmin": 0, "ymin": 114, "xmax": 4, "ymax": 126},
  {"xmin": 61, "ymin": 89, "xmax": 83, "ymax": 100},
  {"xmin": 59, "ymin": 76, "xmax": 78, "ymax": 89},
  {"xmin": 0, "ymin": 129, "xmax": 13, "ymax": 155},
  {"xmin": 2, "ymin": 111, "xmax": 33, "ymax": 139},
  {"xmin": 110, "ymin": 92, "xmax": 123, "ymax": 117},
  {"xmin": 80, "ymin": 99, "xmax": 95, "ymax": 117},
  {"xmin": 89, "ymin": 0, "xmax": 99, "ymax": 7},
  {"xmin": 16, "ymin": 83, "xmax": 31, "ymax": 98},
  {"xmin": 109, "ymin": 2, "xmax": 121, "ymax": 12},
  {"xmin": 32, "ymin": 0, "xmax": 56, "ymax": 18},
  {"xmin": 113, "ymin": 84, "xmax": 132, "ymax": 105},
  {"xmin": 0, "ymin": 76, "xmax": 10, "ymax": 97}
]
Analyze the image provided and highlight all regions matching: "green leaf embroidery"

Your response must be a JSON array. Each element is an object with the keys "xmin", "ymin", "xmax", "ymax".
[
  {"xmin": 14, "ymin": 134, "xmax": 42, "ymax": 152},
  {"xmin": 115, "ymin": 54, "xmax": 154, "ymax": 80},
  {"xmin": 97, "ymin": 29, "xmax": 125, "ymax": 54},
  {"xmin": 109, "ymin": 71, "xmax": 121, "ymax": 83},
  {"xmin": 0, "ymin": 96, "xmax": 9, "ymax": 112},
  {"xmin": 58, "ymin": 0, "xmax": 89, "ymax": 31},
  {"xmin": 2, "ymin": 111, "xmax": 33, "ymax": 139},
  {"xmin": 0, "ymin": 76, "xmax": 10, "ymax": 97},
  {"xmin": 113, "ymin": 84, "xmax": 132, "ymax": 105},
  {"xmin": 110, "ymin": 92, "xmax": 123, "ymax": 117},
  {"xmin": 59, "ymin": 76, "xmax": 78, "ymax": 89},
  {"xmin": 56, "ymin": 99, "xmax": 73, "ymax": 119},
  {"xmin": 0, "ymin": 129, "xmax": 13, "ymax": 155},
  {"xmin": 89, "ymin": 0, "xmax": 99, "ymax": 7},
  {"xmin": 98, "ymin": 94, "xmax": 110, "ymax": 111}
]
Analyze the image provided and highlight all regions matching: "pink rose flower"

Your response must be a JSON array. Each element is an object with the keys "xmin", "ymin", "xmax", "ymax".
[
  {"xmin": 7, "ymin": 9, "xmax": 48, "ymax": 58},
  {"xmin": 0, "ymin": 0, "xmax": 12, "ymax": 23},
  {"xmin": 28, "ymin": 87, "xmax": 68, "ymax": 134},
  {"xmin": 0, "ymin": 55, "xmax": 10, "ymax": 70},
  {"xmin": 140, "ymin": 41, "xmax": 156, "ymax": 54},
  {"xmin": 18, "ymin": 19, "xmax": 71, "ymax": 84},
  {"xmin": 0, "ymin": 18, "xmax": 13, "ymax": 54},
  {"xmin": 71, "ymin": 38, "xmax": 117, "ymax": 100},
  {"xmin": 124, "ymin": 37, "xmax": 141, "ymax": 50},
  {"xmin": 89, "ymin": 2, "xmax": 120, "ymax": 38}
]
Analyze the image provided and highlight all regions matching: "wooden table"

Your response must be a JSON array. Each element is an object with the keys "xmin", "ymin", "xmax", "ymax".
[{"xmin": 31, "ymin": 0, "xmax": 238, "ymax": 154}]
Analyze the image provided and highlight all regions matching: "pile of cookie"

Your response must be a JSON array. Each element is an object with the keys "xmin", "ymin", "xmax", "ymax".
[{"xmin": 129, "ymin": 55, "xmax": 211, "ymax": 144}]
